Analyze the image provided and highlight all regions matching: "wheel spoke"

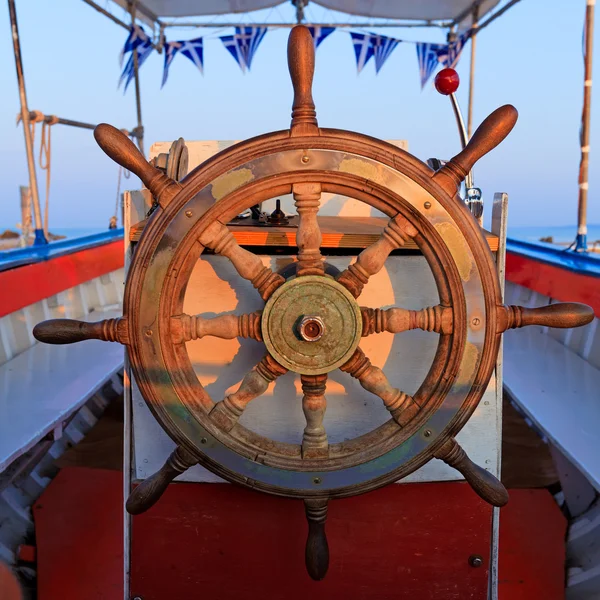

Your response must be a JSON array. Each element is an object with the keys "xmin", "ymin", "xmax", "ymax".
[
  {"xmin": 33, "ymin": 317, "xmax": 129, "ymax": 345},
  {"xmin": 340, "ymin": 347, "xmax": 418, "ymax": 426},
  {"xmin": 360, "ymin": 305, "xmax": 453, "ymax": 336},
  {"xmin": 293, "ymin": 182, "xmax": 324, "ymax": 276},
  {"xmin": 301, "ymin": 374, "xmax": 328, "ymax": 458},
  {"xmin": 209, "ymin": 354, "xmax": 287, "ymax": 431},
  {"xmin": 434, "ymin": 439, "xmax": 508, "ymax": 507},
  {"xmin": 170, "ymin": 311, "xmax": 262, "ymax": 343},
  {"xmin": 125, "ymin": 446, "xmax": 197, "ymax": 515},
  {"xmin": 336, "ymin": 214, "xmax": 417, "ymax": 298},
  {"xmin": 496, "ymin": 302, "xmax": 593, "ymax": 332},
  {"xmin": 199, "ymin": 221, "xmax": 284, "ymax": 300}
]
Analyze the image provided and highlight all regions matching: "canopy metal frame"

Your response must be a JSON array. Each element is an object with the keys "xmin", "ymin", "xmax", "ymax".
[
  {"xmin": 9, "ymin": 0, "xmax": 593, "ymax": 252},
  {"xmin": 6, "ymin": 0, "xmax": 146, "ymax": 244}
]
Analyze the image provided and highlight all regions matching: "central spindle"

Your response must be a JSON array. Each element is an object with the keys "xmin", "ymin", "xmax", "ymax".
[{"xmin": 298, "ymin": 315, "xmax": 325, "ymax": 342}]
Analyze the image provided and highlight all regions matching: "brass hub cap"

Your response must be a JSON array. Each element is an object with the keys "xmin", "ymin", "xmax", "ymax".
[
  {"xmin": 298, "ymin": 315, "xmax": 325, "ymax": 342},
  {"xmin": 261, "ymin": 275, "xmax": 362, "ymax": 375}
]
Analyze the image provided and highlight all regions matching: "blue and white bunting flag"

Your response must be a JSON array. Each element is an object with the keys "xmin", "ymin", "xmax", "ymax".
[
  {"xmin": 350, "ymin": 32, "xmax": 375, "ymax": 73},
  {"xmin": 119, "ymin": 38, "xmax": 153, "ymax": 92},
  {"xmin": 447, "ymin": 32, "xmax": 469, "ymax": 68},
  {"xmin": 162, "ymin": 41, "xmax": 181, "ymax": 87},
  {"xmin": 372, "ymin": 34, "xmax": 401, "ymax": 73},
  {"xmin": 306, "ymin": 26, "xmax": 335, "ymax": 49},
  {"xmin": 221, "ymin": 27, "xmax": 267, "ymax": 73},
  {"xmin": 162, "ymin": 37, "xmax": 204, "ymax": 87},
  {"xmin": 220, "ymin": 34, "xmax": 244, "ymax": 72},
  {"xmin": 416, "ymin": 41, "xmax": 446, "ymax": 89},
  {"xmin": 120, "ymin": 25, "xmax": 150, "ymax": 67}
]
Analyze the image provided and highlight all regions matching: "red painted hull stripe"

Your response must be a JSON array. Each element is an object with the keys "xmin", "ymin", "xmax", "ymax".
[
  {"xmin": 1, "ymin": 244, "xmax": 596, "ymax": 320},
  {"xmin": 0, "ymin": 240, "xmax": 124, "ymax": 318},
  {"xmin": 506, "ymin": 251, "xmax": 600, "ymax": 317}
]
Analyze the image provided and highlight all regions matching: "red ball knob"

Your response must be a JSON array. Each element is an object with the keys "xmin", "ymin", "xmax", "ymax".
[{"xmin": 435, "ymin": 68, "xmax": 460, "ymax": 95}]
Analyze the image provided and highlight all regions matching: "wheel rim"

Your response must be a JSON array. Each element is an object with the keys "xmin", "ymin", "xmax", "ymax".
[{"xmin": 124, "ymin": 137, "xmax": 500, "ymax": 498}]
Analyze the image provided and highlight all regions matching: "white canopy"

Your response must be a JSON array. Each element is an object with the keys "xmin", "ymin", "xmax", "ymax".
[
  {"xmin": 111, "ymin": 0, "xmax": 502, "ymax": 26},
  {"xmin": 314, "ymin": 0, "xmax": 500, "ymax": 22}
]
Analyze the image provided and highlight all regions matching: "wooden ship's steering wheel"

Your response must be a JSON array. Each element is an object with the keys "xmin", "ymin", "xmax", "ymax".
[{"xmin": 34, "ymin": 26, "xmax": 593, "ymax": 581}]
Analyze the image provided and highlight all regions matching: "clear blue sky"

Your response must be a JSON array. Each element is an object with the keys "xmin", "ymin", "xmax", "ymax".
[{"xmin": 0, "ymin": 0, "xmax": 598, "ymax": 230}]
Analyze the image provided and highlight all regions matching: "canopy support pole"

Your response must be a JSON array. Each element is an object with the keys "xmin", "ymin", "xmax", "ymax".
[
  {"xmin": 129, "ymin": 2, "xmax": 145, "ymax": 156},
  {"xmin": 577, "ymin": 0, "xmax": 595, "ymax": 252},
  {"xmin": 467, "ymin": 6, "xmax": 479, "ymax": 138},
  {"xmin": 132, "ymin": 48, "xmax": 145, "ymax": 156},
  {"xmin": 8, "ymin": 0, "xmax": 46, "ymax": 245}
]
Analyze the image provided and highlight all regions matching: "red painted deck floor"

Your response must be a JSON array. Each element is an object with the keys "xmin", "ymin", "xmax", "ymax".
[{"xmin": 33, "ymin": 468, "xmax": 566, "ymax": 599}]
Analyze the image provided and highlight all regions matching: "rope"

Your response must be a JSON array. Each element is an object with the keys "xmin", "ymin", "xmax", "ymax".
[
  {"xmin": 17, "ymin": 109, "xmax": 44, "ymax": 148},
  {"xmin": 108, "ymin": 130, "xmax": 137, "ymax": 229},
  {"xmin": 110, "ymin": 165, "xmax": 123, "ymax": 229},
  {"xmin": 121, "ymin": 129, "xmax": 131, "ymax": 179},
  {"xmin": 108, "ymin": 130, "xmax": 138, "ymax": 229},
  {"xmin": 38, "ymin": 116, "xmax": 58, "ymax": 237}
]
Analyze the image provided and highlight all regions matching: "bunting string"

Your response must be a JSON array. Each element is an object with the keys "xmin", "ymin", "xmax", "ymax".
[{"xmin": 118, "ymin": 24, "xmax": 471, "ymax": 93}]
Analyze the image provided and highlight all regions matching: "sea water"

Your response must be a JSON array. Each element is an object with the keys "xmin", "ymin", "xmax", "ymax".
[{"xmin": 509, "ymin": 224, "xmax": 600, "ymax": 245}]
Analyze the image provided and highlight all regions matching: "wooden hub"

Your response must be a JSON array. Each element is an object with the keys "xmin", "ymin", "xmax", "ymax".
[{"xmin": 262, "ymin": 276, "xmax": 362, "ymax": 375}]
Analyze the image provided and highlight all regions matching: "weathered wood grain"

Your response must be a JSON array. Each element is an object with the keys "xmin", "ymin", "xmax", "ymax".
[
  {"xmin": 301, "ymin": 374, "xmax": 328, "ymax": 458},
  {"xmin": 170, "ymin": 311, "xmax": 262, "ymax": 344},
  {"xmin": 434, "ymin": 438, "xmax": 508, "ymax": 507},
  {"xmin": 340, "ymin": 348, "xmax": 419, "ymax": 426},
  {"xmin": 33, "ymin": 317, "xmax": 129, "ymax": 345},
  {"xmin": 337, "ymin": 215, "xmax": 418, "ymax": 298},
  {"xmin": 94, "ymin": 124, "xmax": 181, "ymax": 207},
  {"xmin": 288, "ymin": 26, "xmax": 318, "ymax": 136},
  {"xmin": 210, "ymin": 355, "xmax": 288, "ymax": 432},
  {"xmin": 199, "ymin": 221, "xmax": 284, "ymax": 300},
  {"xmin": 361, "ymin": 305, "xmax": 453, "ymax": 336},
  {"xmin": 496, "ymin": 302, "xmax": 594, "ymax": 332},
  {"xmin": 293, "ymin": 182, "xmax": 324, "ymax": 276}
]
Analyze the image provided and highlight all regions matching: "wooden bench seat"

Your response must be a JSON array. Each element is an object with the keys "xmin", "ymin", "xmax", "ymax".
[
  {"xmin": 504, "ymin": 326, "xmax": 600, "ymax": 492},
  {"xmin": 0, "ymin": 309, "xmax": 124, "ymax": 472}
]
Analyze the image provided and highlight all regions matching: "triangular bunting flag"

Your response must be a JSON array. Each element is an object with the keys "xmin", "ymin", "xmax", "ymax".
[
  {"xmin": 350, "ymin": 32, "xmax": 375, "ymax": 74},
  {"xmin": 444, "ymin": 31, "xmax": 470, "ymax": 69},
  {"xmin": 120, "ymin": 25, "xmax": 150, "ymax": 67},
  {"xmin": 416, "ymin": 41, "xmax": 447, "ymax": 89},
  {"xmin": 162, "ymin": 37, "xmax": 204, "ymax": 87},
  {"xmin": 306, "ymin": 26, "xmax": 336, "ymax": 49},
  {"xmin": 372, "ymin": 35, "xmax": 401, "ymax": 73},
  {"xmin": 119, "ymin": 38, "xmax": 153, "ymax": 92},
  {"xmin": 220, "ymin": 27, "xmax": 267, "ymax": 73}
]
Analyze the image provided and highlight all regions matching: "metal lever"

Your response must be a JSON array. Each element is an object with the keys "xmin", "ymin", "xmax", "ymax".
[
  {"xmin": 435, "ymin": 69, "xmax": 473, "ymax": 187},
  {"xmin": 434, "ymin": 68, "xmax": 488, "ymax": 222}
]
